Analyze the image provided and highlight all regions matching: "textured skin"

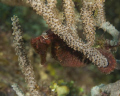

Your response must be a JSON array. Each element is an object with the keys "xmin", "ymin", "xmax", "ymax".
[
  {"xmin": 51, "ymin": 32, "xmax": 89, "ymax": 67},
  {"xmin": 98, "ymin": 49, "xmax": 116, "ymax": 74},
  {"xmin": 31, "ymin": 35, "xmax": 51, "ymax": 65}
]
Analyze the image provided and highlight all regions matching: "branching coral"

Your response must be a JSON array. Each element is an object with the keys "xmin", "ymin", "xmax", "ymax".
[
  {"xmin": 80, "ymin": 0, "xmax": 96, "ymax": 46},
  {"xmin": 26, "ymin": 0, "xmax": 115, "ymax": 68},
  {"xmin": 91, "ymin": 80, "xmax": 120, "ymax": 96},
  {"xmin": 11, "ymin": 83, "xmax": 25, "ymax": 96},
  {"xmin": 11, "ymin": 15, "xmax": 40, "ymax": 96},
  {"xmin": 95, "ymin": 0, "xmax": 120, "ymax": 46}
]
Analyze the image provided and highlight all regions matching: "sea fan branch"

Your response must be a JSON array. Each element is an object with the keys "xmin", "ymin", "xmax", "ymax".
[
  {"xmin": 80, "ymin": 0, "xmax": 96, "ymax": 46},
  {"xmin": 11, "ymin": 15, "xmax": 40, "ymax": 96},
  {"xmin": 95, "ymin": 0, "xmax": 120, "ymax": 46}
]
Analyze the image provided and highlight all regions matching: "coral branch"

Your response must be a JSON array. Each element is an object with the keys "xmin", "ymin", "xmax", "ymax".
[
  {"xmin": 11, "ymin": 15, "xmax": 40, "ymax": 96},
  {"xmin": 95, "ymin": 0, "xmax": 120, "ymax": 46},
  {"xmin": 101, "ymin": 22, "xmax": 120, "ymax": 46},
  {"xmin": 91, "ymin": 80, "xmax": 120, "ymax": 96},
  {"xmin": 11, "ymin": 83, "xmax": 25, "ymax": 96},
  {"xmin": 63, "ymin": 0, "xmax": 77, "ymax": 32},
  {"xmin": 80, "ymin": 0, "xmax": 96, "ymax": 46},
  {"xmin": 96, "ymin": 0, "xmax": 106, "ymax": 24}
]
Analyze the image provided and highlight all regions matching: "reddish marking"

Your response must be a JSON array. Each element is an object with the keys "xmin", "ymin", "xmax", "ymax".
[
  {"xmin": 51, "ymin": 35, "xmax": 88, "ymax": 67},
  {"xmin": 98, "ymin": 49, "xmax": 116, "ymax": 74}
]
